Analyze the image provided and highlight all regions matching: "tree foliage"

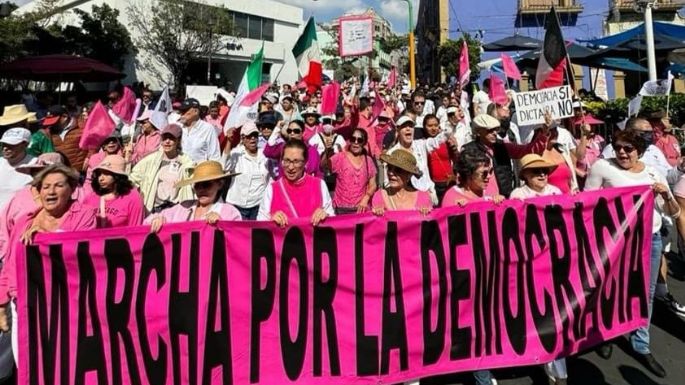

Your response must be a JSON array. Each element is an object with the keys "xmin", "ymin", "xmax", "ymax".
[
  {"xmin": 127, "ymin": 0, "xmax": 232, "ymax": 92},
  {"xmin": 379, "ymin": 34, "xmax": 407, "ymax": 54},
  {"xmin": 438, "ymin": 34, "xmax": 481, "ymax": 82},
  {"xmin": 0, "ymin": 1, "xmax": 135, "ymax": 69}
]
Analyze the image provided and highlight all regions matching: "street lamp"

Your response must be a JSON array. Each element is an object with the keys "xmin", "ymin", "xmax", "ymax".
[
  {"xmin": 400, "ymin": 0, "xmax": 416, "ymax": 89},
  {"xmin": 634, "ymin": 0, "xmax": 658, "ymax": 81}
]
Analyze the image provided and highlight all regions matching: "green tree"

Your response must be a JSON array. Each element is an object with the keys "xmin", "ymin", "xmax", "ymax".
[
  {"xmin": 70, "ymin": 5, "xmax": 136, "ymax": 69},
  {"xmin": 438, "ymin": 34, "xmax": 481, "ymax": 82},
  {"xmin": 127, "ymin": 0, "xmax": 233, "ymax": 92},
  {"xmin": 379, "ymin": 34, "xmax": 407, "ymax": 54}
]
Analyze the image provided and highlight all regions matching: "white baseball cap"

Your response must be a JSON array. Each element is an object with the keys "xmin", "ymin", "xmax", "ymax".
[
  {"xmin": 396, "ymin": 115, "xmax": 416, "ymax": 127},
  {"xmin": 0, "ymin": 127, "xmax": 31, "ymax": 145}
]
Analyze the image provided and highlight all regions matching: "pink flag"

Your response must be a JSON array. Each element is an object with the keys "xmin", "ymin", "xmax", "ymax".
[
  {"xmin": 372, "ymin": 87, "xmax": 386, "ymax": 118},
  {"xmin": 500, "ymin": 53, "xmax": 522, "ymax": 80},
  {"xmin": 488, "ymin": 73, "xmax": 508, "ymax": 105},
  {"xmin": 239, "ymin": 83, "xmax": 271, "ymax": 107},
  {"xmin": 320, "ymin": 81, "xmax": 341, "ymax": 115},
  {"xmin": 79, "ymin": 101, "xmax": 116, "ymax": 151},
  {"xmin": 111, "ymin": 86, "xmax": 137, "ymax": 124},
  {"xmin": 387, "ymin": 67, "xmax": 397, "ymax": 89},
  {"xmin": 459, "ymin": 40, "xmax": 471, "ymax": 86}
]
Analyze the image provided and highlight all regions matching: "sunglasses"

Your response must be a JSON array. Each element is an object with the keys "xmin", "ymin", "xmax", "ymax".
[
  {"xmin": 286, "ymin": 128, "xmax": 302, "ymax": 135},
  {"xmin": 614, "ymin": 144, "xmax": 636, "ymax": 153},
  {"xmin": 414, "ymin": 101, "xmax": 425, "ymax": 106},
  {"xmin": 244, "ymin": 132, "xmax": 259, "ymax": 139},
  {"xmin": 476, "ymin": 168, "xmax": 492, "ymax": 180},
  {"xmin": 529, "ymin": 168, "xmax": 550, "ymax": 176},
  {"xmin": 194, "ymin": 181, "xmax": 215, "ymax": 189},
  {"xmin": 350, "ymin": 136, "xmax": 366, "ymax": 144}
]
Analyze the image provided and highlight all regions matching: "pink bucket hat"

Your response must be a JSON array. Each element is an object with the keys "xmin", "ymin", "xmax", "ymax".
[{"xmin": 94, "ymin": 154, "xmax": 128, "ymax": 176}]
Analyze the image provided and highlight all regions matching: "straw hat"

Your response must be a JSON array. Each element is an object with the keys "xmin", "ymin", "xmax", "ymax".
[
  {"xmin": 0, "ymin": 105, "xmax": 37, "ymax": 126},
  {"xmin": 94, "ymin": 155, "xmax": 129, "ymax": 176},
  {"xmin": 176, "ymin": 160, "xmax": 238, "ymax": 187},
  {"xmin": 380, "ymin": 149, "xmax": 421, "ymax": 176},
  {"xmin": 519, "ymin": 154, "xmax": 558, "ymax": 178}
]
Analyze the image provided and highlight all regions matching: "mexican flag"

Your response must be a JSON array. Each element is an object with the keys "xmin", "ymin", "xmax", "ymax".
[
  {"xmin": 292, "ymin": 17, "xmax": 322, "ymax": 90},
  {"xmin": 224, "ymin": 45, "xmax": 264, "ymax": 132}
]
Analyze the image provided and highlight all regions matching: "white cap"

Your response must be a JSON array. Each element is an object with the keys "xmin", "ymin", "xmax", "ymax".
[
  {"xmin": 471, "ymin": 114, "xmax": 500, "ymax": 130},
  {"xmin": 240, "ymin": 120, "xmax": 259, "ymax": 136},
  {"xmin": 0, "ymin": 127, "xmax": 31, "ymax": 145},
  {"xmin": 446, "ymin": 106, "xmax": 459, "ymax": 114},
  {"xmin": 396, "ymin": 115, "xmax": 416, "ymax": 127}
]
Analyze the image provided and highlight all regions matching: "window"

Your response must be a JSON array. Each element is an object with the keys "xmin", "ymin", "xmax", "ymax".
[
  {"xmin": 248, "ymin": 15, "xmax": 262, "ymax": 40},
  {"xmin": 262, "ymin": 19, "xmax": 274, "ymax": 41},
  {"xmin": 234, "ymin": 12, "xmax": 248, "ymax": 37}
]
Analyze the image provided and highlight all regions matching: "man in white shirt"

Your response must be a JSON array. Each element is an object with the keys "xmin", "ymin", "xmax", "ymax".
[
  {"xmin": 225, "ymin": 121, "xmax": 271, "ymax": 219},
  {"xmin": 442, "ymin": 106, "xmax": 471, "ymax": 151},
  {"xmin": 472, "ymin": 79, "xmax": 491, "ymax": 116},
  {"xmin": 176, "ymin": 98, "xmax": 221, "ymax": 162},
  {"xmin": 0, "ymin": 128, "xmax": 35, "ymax": 206}
]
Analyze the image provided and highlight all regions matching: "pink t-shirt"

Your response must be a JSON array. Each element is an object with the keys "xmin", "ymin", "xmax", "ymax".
[
  {"xmin": 131, "ymin": 131, "xmax": 161, "ymax": 164},
  {"xmin": 83, "ymin": 189, "xmax": 145, "ymax": 228},
  {"xmin": 330, "ymin": 152, "xmax": 377, "ymax": 209},
  {"xmin": 548, "ymin": 161, "xmax": 573, "ymax": 194},
  {"xmin": 144, "ymin": 200, "xmax": 242, "ymax": 224},
  {"xmin": 441, "ymin": 186, "xmax": 489, "ymax": 208},
  {"xmin": 371, "ymin": 189, "xmax": 432, "ymax": 211},
  {"xmin": 0, "ymin": 201, "xmax": 97, "ymax": 303},
  {"xmin": 270, "ymin": 175, "xmax": 324, "ymax": 218},
  {"xmin": 656, "ymin": 134, "xmax": 680, "ymax": 167},
  {"xmin": 303, "ymin": 124, "xmax": 322, "ymax": 142}
]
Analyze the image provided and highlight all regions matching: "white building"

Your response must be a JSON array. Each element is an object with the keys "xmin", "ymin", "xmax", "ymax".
[{"xmin": 17, "ymin": 0, "xmax": 304, "ymax": 90}]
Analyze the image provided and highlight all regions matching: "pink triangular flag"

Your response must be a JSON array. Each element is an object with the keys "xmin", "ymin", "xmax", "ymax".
[
  {"xmin": 320, "ymin": 81, "xmax": 341, "ymax": 115},
  {"xmin": 372, "ymin": 87, "xmax": 385, "ymax": 118},
  {"xmin": 488, "ymin": 73, "xmax": 508, "ymax": 105},
  {"xmin": 459, "ymin": 40, "xmax": 471, "ymax": 87},
  {"xmin": 111, "ymin": 86, "xmax": 137, "ymax": 124},
  {"xmin": 500, "ymin": 53, "xmax": 522, "ymax": 81},
  {"xmin": 239, "ymin": 83, "xmax": 271, "ymax": 107},
  {"xmin": 79, "ymin": 101, "xmax": 116, "ymax": 151}
]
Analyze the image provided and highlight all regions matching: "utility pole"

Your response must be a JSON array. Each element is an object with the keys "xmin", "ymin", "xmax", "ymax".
[
  {"xmin": 635, "ymin": 0, "xmax": 658, "ymax": 81},
  {"xmin": 401, "ymin": 0, "xmax": 416, "ymax": 89}
]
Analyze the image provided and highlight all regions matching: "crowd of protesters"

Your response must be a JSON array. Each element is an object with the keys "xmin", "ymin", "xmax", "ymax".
[{"xmin": 0, "ymin": 76, "xmax": 684, "ymax": 385}]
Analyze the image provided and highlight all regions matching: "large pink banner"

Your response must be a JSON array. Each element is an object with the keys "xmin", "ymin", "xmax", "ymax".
[{"xmin": 16, "ymin": 186, "xmax": 654, "ymax": 385}]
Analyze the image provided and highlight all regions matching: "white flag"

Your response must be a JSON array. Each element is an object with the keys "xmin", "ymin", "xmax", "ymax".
[
  {"xmin": 628, "ymin": 95, "xmax": 643, "ymax": 117},
  {"xmin": 154, "ymin": 86, "xmax": 173, "ymax": 114},
  {"xmin": 639, "ymin": 72, "xmax": 674, "ymax": 96},
  {"xmin": 360, "ymin": 75, "xmax": 370, "ymax": 97}
]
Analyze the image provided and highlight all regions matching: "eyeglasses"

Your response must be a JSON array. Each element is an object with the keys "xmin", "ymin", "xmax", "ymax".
[
  {"xmin": 530, "ymin": 168, "xmax": 550, "ymax": 176},
  {"xmin": 286, "ymin": 128, "xmax": 302, "ymax": 135},
  {"xmin": 476, "ymin": 168, "xmax": 492, "ymax": 180},
  {"xmin": 350, "ymin": 136, "xmax": 366, "ymax": 144},
  {"xmin": 414, "ymin": 101, "xmax": 425, "ymax": 106},
  {"xmin": 282, "ymin": 158, "xmax": 305, "ymax": 167},
  {"xmin": 244, "ymin": 132, "xmax": 259, "ymax": 139},
  {"xmin": 614, "ymin": 144, "xmax": 636, "ymax": 153}
]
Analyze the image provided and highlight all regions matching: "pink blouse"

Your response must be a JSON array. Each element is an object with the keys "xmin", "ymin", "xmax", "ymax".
[
  {"xmin": 330, "ymin": 152, "xmax": 376, "ymax": 209},
  {"xmin": 131, "ymin": 131, "xmax": 161, "ymax": 164},
  {"xmin": 441, "ymin": 186, "xmax": 488, "ymax": 208},
  {"xmin": 371, "ymin": 189, "xmax": 432, "ymax": 211},
  {"xmin": 270, "ymin": 175, "xmax": 323, "ymax": 218},
  {"xmin": 0, "ymin": 201, "xmax": 97, "ymax": 304},
  {"xmin": 144, "ymin": 200, "xmax": 241, "ymax": 224},
  {"xmin": 83, "ymin": 189, "xmax": 145, "ymax": 228}
]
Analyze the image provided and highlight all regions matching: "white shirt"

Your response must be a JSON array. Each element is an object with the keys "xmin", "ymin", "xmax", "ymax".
[
  {"xmin": 309, "ymin": 133, "xmax": 346, "ymax": 155},
  {"xmin": 472, "ymin": 90, "xmax": 491, "ymax": 116},
  {"xmin": 225, "ymin": 147, "xmax": 271, "ymax": 208},
  {"xmin": 442, "ymin": 120, "xmax": 472, "ymax": 151},
  {"xmin": 386, "ymin": 132, "xmax": 447, "ymax": 192},
  {"xmin": 601, "ymin": 144, "xmax": 671, "ymax": 178},
  {"xmin": 585, "ymin": 158, "xmax": 671, "ymax": 234},
  {"xmin": 510, "ymin": 184, "xmax": 562, "ymax": 199},
  {"xmin": 0, "ymin": 154, "xmax": 35, "ymax": 207},
  {"xmin": 256, "ymin": 179, "xmax": 334, "ymax": 220},
  {"xmin": 181, "ymin": 119, "xmax": 221, "ymax": 162}
]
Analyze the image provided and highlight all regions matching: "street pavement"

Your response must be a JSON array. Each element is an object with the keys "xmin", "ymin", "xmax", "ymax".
[{"xmin": 421, "ymin": 253, "xmax": 685, "ymax": 385}]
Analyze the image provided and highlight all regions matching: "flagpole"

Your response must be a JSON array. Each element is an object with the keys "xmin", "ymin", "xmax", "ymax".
[
  {"xmin": 552, "ymin": 6, "xmax": 585, "ymax": 120},
  {"xmin": 271, "ymin": 47, "xmax": 287, "ymax": 84}
]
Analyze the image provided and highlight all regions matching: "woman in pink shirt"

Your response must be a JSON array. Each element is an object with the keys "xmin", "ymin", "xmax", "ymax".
[
  {"xmin": 204, "ymin": 101, "xmax": 224, "ymax": 136},
  {"xmin": 83, "ymin": 154, "xmax": 144, "ymax": 228},
  {"xmin": 442, "ymin": 146, "xmax": 505, "ymax": 208},
  {"xmin": 301, "ymin": 107, "xmax": 323, "ymax": 142},
  {"xmin": 145, "ymin": 160, "xmax": 241, "ymax": 232},
  {"xmin": 0, "ymin": 164, "xmax": 96, "ymax": 334},
  {"xmin": 258, "ymin": 139, "xmax": 334, "ymax": 226},
  {"xmin": 371, "ymin": 149, "xmax": 432, "ymax": 215},
  {"xmin": 323, "ymin": 128, "xmax": 377, "ymax": 214},
  {"xmin": 130, "ymin": 110, "xmax": 163, "ymax": 164},
  {"xmin": 83, "ymin": 134, "xmax": 124, "ymax": 193}
]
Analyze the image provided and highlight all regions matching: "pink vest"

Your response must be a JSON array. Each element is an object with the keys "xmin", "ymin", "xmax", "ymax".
[{"xmin": 270, "ymin": 175, "xmax": 323, "ymax": 218}]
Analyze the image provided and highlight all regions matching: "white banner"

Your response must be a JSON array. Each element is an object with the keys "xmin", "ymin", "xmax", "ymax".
[
  {"xmin": 339, "ymin": 16, "xmax": 374, "ymax": 57},
  {"xmin": 513, "ymin": 85, "xmax": 574, "ymax": 126},
  {"xmin": 186, "ymin": 85, "xmax": 218, "ymax": 106}
]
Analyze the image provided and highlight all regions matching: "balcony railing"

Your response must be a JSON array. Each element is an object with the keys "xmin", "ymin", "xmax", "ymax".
[
  {"xmin": 614, "ymin": 0, "xmax": 685, "ymax": 11},
  {"xmin": 518, "ymin": 0, "xmax": 583, "ymax": 13}
]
